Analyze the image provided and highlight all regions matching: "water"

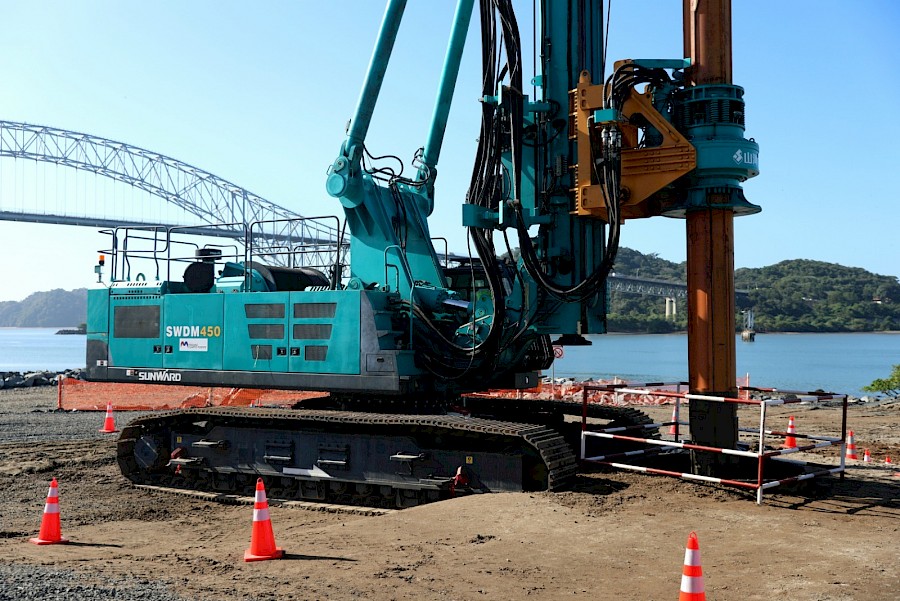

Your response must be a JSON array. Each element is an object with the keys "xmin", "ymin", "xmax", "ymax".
[
  {"xmin": 554, "ymin": 332, "xmax": 900, "ymax": 397},
  {"xmin": 0, "ymin": 328, "xmax": 87, "ymax": 373},
  {"xmin": 0, "ymin": 328, "xmax": 897, "ymax": 396}
]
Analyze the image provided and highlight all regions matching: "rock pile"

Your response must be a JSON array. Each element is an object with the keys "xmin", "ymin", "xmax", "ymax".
[{"xmin": 0, "ymin": 369, "xmax": 85, "ymax": 390}]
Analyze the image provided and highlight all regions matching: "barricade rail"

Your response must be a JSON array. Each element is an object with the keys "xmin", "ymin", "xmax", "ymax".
[{"xmin": 579, "ymin": 384, "xmax": 848, "ymax": 504}]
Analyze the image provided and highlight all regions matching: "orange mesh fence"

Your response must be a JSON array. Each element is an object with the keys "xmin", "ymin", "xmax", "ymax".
[
  {"xmin": 467, "ymin": 375, "xmax": 753, "ymax": 406},
  {"xmin": 57, "ymin": 377, "xmax": 328, "ymax": 411},
  {"xmin": 466, "ymin": 380, "xmax": 683, "ymax": 406}
]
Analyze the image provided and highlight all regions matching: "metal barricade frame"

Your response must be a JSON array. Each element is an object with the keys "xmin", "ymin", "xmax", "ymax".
[{"xmin": 579, "ymin": 384, "xmax": 848, "ymax": 504}]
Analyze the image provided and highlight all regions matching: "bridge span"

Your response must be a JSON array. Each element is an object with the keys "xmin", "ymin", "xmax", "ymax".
[{"xmin": 0, "ymin": 120, "xmax": 339, "ymax": 266}]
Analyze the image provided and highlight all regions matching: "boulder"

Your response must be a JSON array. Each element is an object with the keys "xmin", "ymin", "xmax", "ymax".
[
  {"xmin": 3, "ymin": 374, "xmax": 24, "ymax": 388},
  {"xmin": 22, "ymin": 373, "xmax": 50, "ymax": 387}
]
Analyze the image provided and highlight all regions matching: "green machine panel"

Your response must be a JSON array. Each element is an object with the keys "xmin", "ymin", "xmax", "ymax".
[
  {"xmin": 289, "ymin": 290, "xmax": 360, "ymax": 375},
  {"xmin": 163, "ymin": 294, "xmax": 225, "ymax": 370},
  {"xmin": 223, "ymin": 292, "xmax": 290, "ymax": 372},
  {"xmin": 86, "ymin": 289, "xmax": 110, "ymax": 338}
]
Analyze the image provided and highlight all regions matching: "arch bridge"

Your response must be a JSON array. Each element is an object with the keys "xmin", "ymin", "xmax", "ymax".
[{"xmin": 0, "ymin": 120, "xmax": 341, "ymax": 268}]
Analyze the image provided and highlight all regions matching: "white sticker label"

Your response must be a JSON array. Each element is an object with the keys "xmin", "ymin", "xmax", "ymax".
[
  {"xmin": 138, "ymin": 371, "xmax": 182, "ymax": 382},
  {"xmin": 733, "ymin": 148, "xmax": 758, "ymax": 166},
  {"xmin": 179, "ymin": 338, "xmax": 208, "ymax": 352}
]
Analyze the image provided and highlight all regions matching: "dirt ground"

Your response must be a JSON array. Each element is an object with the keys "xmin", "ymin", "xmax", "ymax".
[{"xmin": 1, "ymin": 387, "xmax": 898, "ymax": 600}]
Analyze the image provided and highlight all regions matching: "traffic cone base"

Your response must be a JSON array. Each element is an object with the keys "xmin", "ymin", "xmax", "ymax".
[
  {"xmin": 99, "ymin": 402, "xmax": 118, "ymax": 433},
  {"xmin": 30, "ymin": 534, "xmax": 69, "ymax": 545},
  {"xmin": 30, "ymin": 478, "xmax": 69, "ymax": 545},
  {"xmin": 244, "ymin": 547, "xmax": 285, "ymax": 562},
  {"xmin": 244, "ymin": 478, "xmax": 284, "ymax": 562}
]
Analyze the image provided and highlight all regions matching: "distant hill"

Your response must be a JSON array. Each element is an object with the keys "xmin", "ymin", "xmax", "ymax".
[
  {"xmin": 0, "ymin": 289, "xmax": 87, "ymax": 327},
  {"xmin": 735, "ymin": 260, "xmax": 900, "ymax": 332},
  {"xmin": 609, "ymin": 250, "xmax": 900, "ymax": 333}
]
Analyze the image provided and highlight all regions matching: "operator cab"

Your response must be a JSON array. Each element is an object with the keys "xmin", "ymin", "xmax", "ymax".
[{"xmin": 443, "ymin": 257, "xmax": 514, "ymax": 303}]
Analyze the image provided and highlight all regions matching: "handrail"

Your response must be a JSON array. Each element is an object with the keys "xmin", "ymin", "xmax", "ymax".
[{"xmin": 99, "ymin": 215, "xmax": 344, "ymax": 291}]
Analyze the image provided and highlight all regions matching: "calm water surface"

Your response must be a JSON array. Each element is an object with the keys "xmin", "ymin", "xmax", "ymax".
[
  {"xmin": 0, "ymin": 328, "xmax": 87, "ymax": 373},
  {"xmin": 1, "ymin": 328, "xmax": 897, "ymax": 396},
  {"xmin": 555, "ymin": 332, "xmax": 900, "ymax": 396}
]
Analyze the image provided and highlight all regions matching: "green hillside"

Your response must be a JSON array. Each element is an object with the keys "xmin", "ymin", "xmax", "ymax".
[
  {"xmin": 734, "ymin": 260, "xmax": 900, "ymax": 332},
  {"xmin": 608, "ymin": 250, "xmax": 900, "ymax": 333},
  {"xmin": 0, "ymin": 289, "xmax": 88, "ymax": 327}
]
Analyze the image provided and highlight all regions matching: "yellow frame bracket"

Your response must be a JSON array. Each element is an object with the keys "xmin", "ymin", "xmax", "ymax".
[{"xmin": 569, "ymin": 70, "xmax": 696, "ymax": 221}]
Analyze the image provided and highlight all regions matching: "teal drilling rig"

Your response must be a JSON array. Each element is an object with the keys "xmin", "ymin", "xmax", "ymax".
[{"xmin": 86, "ymin": 0, "xmax": 758, "ymax": 506}]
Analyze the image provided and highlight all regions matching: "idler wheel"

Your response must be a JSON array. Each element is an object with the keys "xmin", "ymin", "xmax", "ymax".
[{"xmin": 134, "ymin": 435, "xmax": 168, "ymax": 470}]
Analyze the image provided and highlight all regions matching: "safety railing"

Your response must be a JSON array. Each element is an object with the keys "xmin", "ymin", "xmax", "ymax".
[
  {"xmin": 99, "ymin": 215, "xmax": 346, "ymax": 287},
  {"xmin": 580, "ymin": 384, "xmax": 848, "ymax": 504}
]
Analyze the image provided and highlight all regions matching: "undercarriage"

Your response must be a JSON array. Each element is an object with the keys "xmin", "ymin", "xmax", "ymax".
[{"xmin": 117, "ymin": 398, "xmax": 654, "ymax": 508}]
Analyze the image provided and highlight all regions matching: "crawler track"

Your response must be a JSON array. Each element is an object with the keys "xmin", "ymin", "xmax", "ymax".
[{"xmin": 118, "ymin": 407, "xmax": 577, "ymax": 508}]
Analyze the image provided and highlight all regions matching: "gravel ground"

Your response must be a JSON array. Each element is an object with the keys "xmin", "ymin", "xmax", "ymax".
[
  {"xmin": 2, "ymin": 386, "xmax": 898, "ymax": 600},
  {"xmin": 0, "ymin": 386, "xmax": 156, "ymax": 444},
  {"xmin": 0, "ymin": 563, "xmax": 193, "ymax": 601},
  {"xmin": 0, "ymin": 388, "xmax": 206, "ymax": 600}
]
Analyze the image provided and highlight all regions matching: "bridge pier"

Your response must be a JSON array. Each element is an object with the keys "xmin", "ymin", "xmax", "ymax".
[{"xmin": 665, "ymin": 297, "xmax": 677, "ymax": 320}]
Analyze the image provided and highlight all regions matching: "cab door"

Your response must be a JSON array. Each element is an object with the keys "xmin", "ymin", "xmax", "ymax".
[{"xmin": 108, "ymin": 298, "xmax": 163, "ymax": 368}]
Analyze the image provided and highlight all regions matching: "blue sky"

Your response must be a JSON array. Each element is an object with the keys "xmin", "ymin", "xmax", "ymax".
[{"xmin": 0, "ymin": 1, "xmax": 898, "ymax": 302}]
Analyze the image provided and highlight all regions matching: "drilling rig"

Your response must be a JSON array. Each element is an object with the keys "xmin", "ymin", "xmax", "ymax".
[{"xmin": 86, "ymin": 0, "xmax": 758, "ymax": 506}]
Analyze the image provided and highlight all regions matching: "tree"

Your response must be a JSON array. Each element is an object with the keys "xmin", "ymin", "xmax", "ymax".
[{"xmin": 863, "ymin": 364, "xmax": 900, "ymax": 398}]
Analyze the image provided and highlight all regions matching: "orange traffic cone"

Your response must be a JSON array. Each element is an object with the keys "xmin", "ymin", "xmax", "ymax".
[
  {"xmin": 782, "ymin": 416, "xmax": 797, "ymax": 449},
  {"xmin": 30, "ymin": 478, "xmax": 69, "ymax": 545},
  {"xmin": 845, "ymin": 430, "xmax": 858, "ymax": 460},
  {"xmin": 99, "ymin": 401, "xmax": 118, "ymax": 433},
  {"xmin": 679, "ymin": 531, "xmax": 705, "ymax": 601},
  {"xmin": 886, "ymin": 456, "xmax": 899, "ymax": 477},
  {"xmin": 863, "ymin": 449, "xmax": 871, "ymax": 463},
  {"xmin": 669, "ymin": 406, "xmax": 679, "ymax": 436},
  {"xmin": 244, "ymin": 478, "xmax": 284, "ymax": 562}
]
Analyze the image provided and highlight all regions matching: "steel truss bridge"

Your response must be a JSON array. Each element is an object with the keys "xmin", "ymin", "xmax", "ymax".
[
  {"xmin": 608, "ymin": 274, "xmax": 749, "ymax": 302},
  {"xmin": 608, "ymin": 274, "xmax": 689, "ymax": 300},
  {"xmin": 607, "ymin": 273, "xmax": 750, "ymax": 322},
  {"xmin": 0, "ymin": 120, "xmax": 341, "ymax": 268}
]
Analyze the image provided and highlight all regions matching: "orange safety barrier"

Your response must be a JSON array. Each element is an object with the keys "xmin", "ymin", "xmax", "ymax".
[
  {"xmin": 57, "ymin": 377, "xmax": 327, "ymax": 411},
  {"xmin": 466, "ymin": 379, "xmax": 688, "ymax": 406},
  {"xmin": 468, "ymin": 374, "xmax": 753, "ymax": 406}
]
